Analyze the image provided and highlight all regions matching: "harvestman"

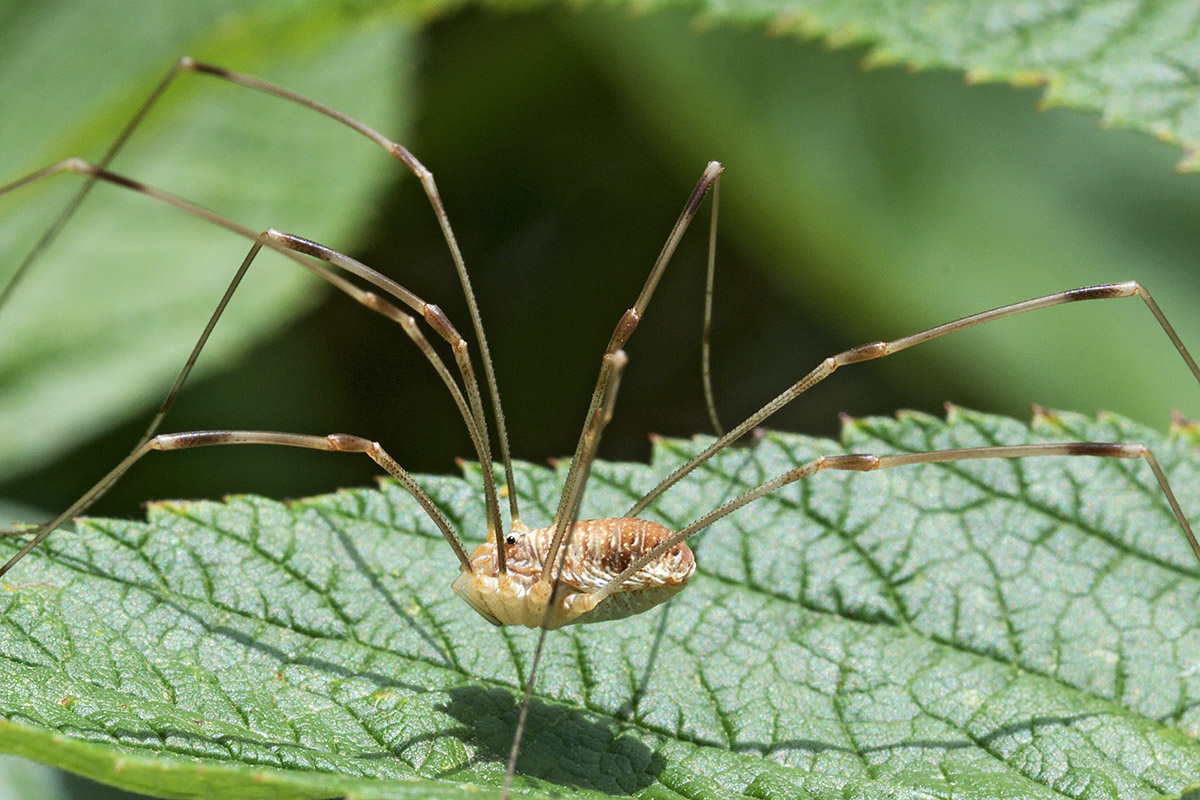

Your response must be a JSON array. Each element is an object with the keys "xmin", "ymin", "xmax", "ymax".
[{"xmin": 3, "ymin": 59, "xmax": 1200, "ymax": 795}]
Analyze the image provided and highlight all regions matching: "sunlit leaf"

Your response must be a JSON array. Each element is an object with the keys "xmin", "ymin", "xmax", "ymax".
[{"xmin": 2, "ymin": 409, "xmax": 1199, "ymax": 798}]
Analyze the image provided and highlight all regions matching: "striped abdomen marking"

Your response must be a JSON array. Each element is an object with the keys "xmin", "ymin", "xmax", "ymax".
[{"xmin": 450, "ymin": 518, "xmax": 695, "ymax": 629}]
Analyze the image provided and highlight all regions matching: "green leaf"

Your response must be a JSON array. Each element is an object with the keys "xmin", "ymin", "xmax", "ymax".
[
  {"xmin": 564, "ymin": 10, "xmax": 1200, "ymax": 432},
  {"xmin": 0, "ymin": 0, "xmax": 418, "ymax": 478},
  {"xmin": 0, "ymin": 754, "xmax": 74, "ymax": 800},
  {"xmin": 3, "ymin": 408, "xmax": 1200, "ymax": 799},
  {"xmin": 679, "ymin": 0, "xmax": 1200, "ymax": 169},
  {"xmin": 9, "ymin": 2, "xmax": 1200, "ymax": 515}
]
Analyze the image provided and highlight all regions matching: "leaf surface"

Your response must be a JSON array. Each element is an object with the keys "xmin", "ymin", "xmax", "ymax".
[
  {"xmin": 2, "ymin": 409, "xmax": 1200, "ymax": 798},
  {"xmin": 680, "ymin": 0, "xmax": 1200, "ymax": 168},
  {"xmin": 568, "ymin": 9, "xmax": 1200, "ymax": 437}
]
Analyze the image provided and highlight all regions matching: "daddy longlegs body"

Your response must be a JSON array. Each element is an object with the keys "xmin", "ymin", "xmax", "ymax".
[{"xmin": 4, "ymin": 59, "xmax": 1200, "ymax": 797}]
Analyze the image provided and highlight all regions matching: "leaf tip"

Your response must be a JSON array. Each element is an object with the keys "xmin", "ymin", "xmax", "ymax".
[
  {"xmin": 1036, "ymin": 96, "xmax": 1060, "ymax": 113},
  {"xmin": 454, "ymin": 458, "xmax": 485, "ymax": 481},
  {"xmin": 963, "ymin": 68, "xmax": 988, "ymax": 85},
  {"xmin": 964, "ymin": 66, "xmax": 1047, "ymax": 89},
  {"xmin": 860, "ymin": 48, "xmax": 900, "ymax": 71},
  {"xmin": 1031, "ymin": 405, "xmax": 1067, "ymax": 435},
  {"xmin": 1176, "ymin": 147, "xmax": 1200, "ymax": 173},
  {"xmin": 763, "ymin": 11, "xmax": 803, "ymax": 37},
  {"xmin": 1171, "ymin": 409, "xmax": 1200, "ymax": 437},
  {"xmin": 1009, "ymin": 70, "xmax": 1049, "ymax": 89},
  {"xmin": 824, "ymin": 24, "xmax": 861, "ymax": 50}
]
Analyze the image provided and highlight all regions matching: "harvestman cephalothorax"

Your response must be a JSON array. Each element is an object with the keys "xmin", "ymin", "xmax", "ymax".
[{"xmin": 4, "ymin": 59, "xmax": 1200, "ymax": 795}]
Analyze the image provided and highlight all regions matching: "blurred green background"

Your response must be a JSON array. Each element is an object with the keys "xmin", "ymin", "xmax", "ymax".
[{"xmin": 3, "ymin": 1, "xmax": 1200, "ymax": 796}]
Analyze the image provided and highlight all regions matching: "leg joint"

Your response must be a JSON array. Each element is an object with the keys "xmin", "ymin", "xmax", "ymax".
[
  {"xmin": 1065, "ymin": 283, "xmax": 1140, "ymax": 301},
  {"xmin": 326, "ymin": 433, "xmax": 372, "ymax": 453},
  {"xmin": 609, "ymin": 308, "xmax": 640, "ymax": 351},
  {"xmin": 422, "ymin": 303, "xmax": 461, "ymax": 343},
  {"xmin": 837, "ymin": 341, "xmax": 889, "ymax": 365},
  {"xmin": 822, "ymin": 454, "xmax": 881, "ymax": 471}
]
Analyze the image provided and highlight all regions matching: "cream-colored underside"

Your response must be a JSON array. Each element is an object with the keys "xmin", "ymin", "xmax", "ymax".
[
  {"xmin": 451, "ymin": 568, "xmax": 690, "ymax": 629},
  {"xmin": 450, "ymin": 517, "xmax": 695, "ymax": 629}
]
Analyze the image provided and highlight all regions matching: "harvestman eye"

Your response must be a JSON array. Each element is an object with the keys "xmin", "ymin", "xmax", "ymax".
[{"xmin": 3, "ymin": 58, "xmax": 1200, "ymax": 798}]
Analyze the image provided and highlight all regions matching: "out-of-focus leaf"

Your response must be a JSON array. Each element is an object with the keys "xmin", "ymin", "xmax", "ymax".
[
  {"xmin": 0, "ymin": 754, "xmax": 151, "ymax": 800},
  {"xmin": 2, "ymin": 409, "xmax": 1200, "ymax": 798},
  {"xmin": 0, "ymin": 754, "xmax": 69, "ymax": 800},
  {"xmin": 674, "ymin": 0, "xmax": 1200, "ymax": 169},
  {"xmin": 10, "ymin": 1, "xmax": 1200, "ymax": 523},
  {"xmin": 0, "ymin": 0, "xmax": 417, "ymax": 478},
  {"xmin": 569, "ymin": 11, "xmax": 1200, "ymax": 432}
]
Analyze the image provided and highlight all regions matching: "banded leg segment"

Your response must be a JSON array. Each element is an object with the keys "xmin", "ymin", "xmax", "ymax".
[
  {"xmin": 596, "ymin": 440, "xmax": 1200, "ymax": 607},
  {"xmin": 262, "ymin": 232, "xmax": 503, "ymax": 550},
  {"xmin": 540, "ymin": 349, "xmax": 631, "ymax": 584},
  {"xmin": 504, "ymin": 349, "xmax": 630, "ymax": 795},
  {"xmin": 2, "ymin": 56, "xmax": 517, "ymax": 529},
  {"xmin": 177, "ymin": 58, "xmax": 519, "ymax": 525},
  {"xmin": 0, "ymin": 160, "xmax": 506, "ymax": 547},
  {"xmin": 0, "ymin": 430, "xmax": 471, "ymax": 580},
  {"xmin": 543, "ymin": 162, "xmax": 723, "ymax": 578},
  {"xmin": 629, "ymin": 281, "xmax": 1200, "ymax": 517}
]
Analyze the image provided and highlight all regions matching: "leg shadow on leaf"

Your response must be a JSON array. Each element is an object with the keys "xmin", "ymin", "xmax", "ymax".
[
  {"xmin": 330, "ymin": 522, "xmax": 457, "ymax": 670},
  {"xmin": 439, "ymin": 685, "xmax": 666, "ymax": 795}
]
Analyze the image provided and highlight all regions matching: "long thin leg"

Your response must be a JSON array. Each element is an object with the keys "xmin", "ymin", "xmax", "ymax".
[
  {"xmin": 1, "ymin": 56, "xmax": 519, "ymax": 524},
  {"xmin": 540, "ymin": 162, "xmax": 723, "ymax": 579},
  {"xmin": 0, "ymin": 161, "xmax": 506, "ymax": 553},
  {"xmin": 540, "ymin": 350, "xmax": 631, "ymax": 590},
  {"xmin": 501, "ymin": 167, "xmax": 720, "ymax": 795},
  {"xmin": 262, "ymin": 232, "xmax": 503, "ymax": 553},
  {"xmin": 0, "ymin": 61, "xmax": 186, "ymax": 311},
  {"xmin": 138, "ymin": 233, "xmax": 487, "ymax": 475},
  {"xmin": 0, "ymin": 430, "xmax": 471, "ymax": 580},
  {"xmin": 596, "ymin": 440, "xmax": 1200, "ymax": 607},
  {"xmin": 178, "ymin": 58, "xmax": 521, "ymax": 526},
  {"xmin": 701, "ymin": 174, "xmax": 723, "ymax": 436},
  {"xmin": 629, "ymin": 282, "xmax": 1200, "ymax": 516},
  {"xmin": 504, "ymin": 349, "xmax": 630, "ymax": 796}
]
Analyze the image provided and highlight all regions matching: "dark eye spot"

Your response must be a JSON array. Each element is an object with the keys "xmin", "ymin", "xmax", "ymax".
[{"xmin": 505, "ymin": 535, "xmax": 516, "ymax": 545}]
